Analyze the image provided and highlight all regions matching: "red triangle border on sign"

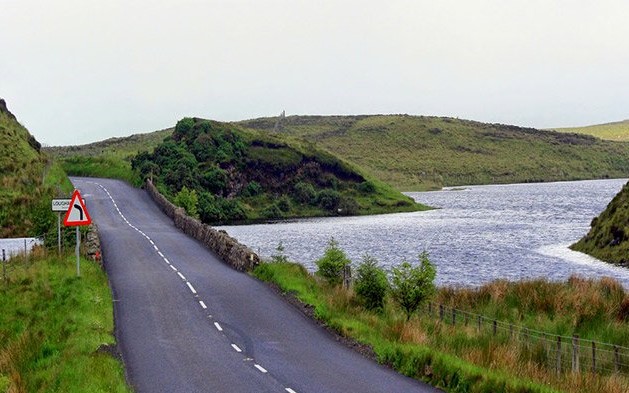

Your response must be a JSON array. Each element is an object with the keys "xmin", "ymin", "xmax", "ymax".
[{"xmin": 63, "ymin": 189, "xmax": 92, "ymax": 226}]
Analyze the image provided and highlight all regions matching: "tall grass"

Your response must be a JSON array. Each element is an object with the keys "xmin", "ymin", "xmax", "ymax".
[
  {"xmin": 253, "ymin": 262, "xmax": 629, "ymax": 393},
  {"xmin": 0, "ymin": 250, "xmax": 131, "ymax": 393}
]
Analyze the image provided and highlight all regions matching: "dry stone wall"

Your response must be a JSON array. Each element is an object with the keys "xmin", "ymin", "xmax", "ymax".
[{"xmin": 145, "ymin": 180, "xmax": 260, "ymax": 272}]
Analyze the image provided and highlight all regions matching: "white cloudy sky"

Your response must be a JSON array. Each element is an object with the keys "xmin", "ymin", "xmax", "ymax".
[{"xmin": 1, "ymin": 0, "xmax": 628, "ymax": 146}]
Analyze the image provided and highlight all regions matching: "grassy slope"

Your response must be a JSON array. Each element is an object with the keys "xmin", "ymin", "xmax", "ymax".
[
  {"xmin": 0, "ymin": 253, "xmax": 130, "ymax": 393},
  {"xmin": 254, "ymin": 262, "xmax": 629, "ymax": 393},
  {"xmin": 0, "ymin": 100, "xmax": 130, "ymax": 392},
  {"xmin": 0, "ymin": 103, "xmax": 73, "ymax": 237},
  {"xmin": 572, "ymin": 181, "xmax": 629, "ymax": 264},
  {"xmin": 239, "ymin": 115, "xmax": 629, "ymax": 190},
  {"xmin": 553, "ymin": 120, "xmax": 629, "ymax": 142},
  {"xmin": 45, "ymin": 128, "xmax": 173, "ymax": 186}
]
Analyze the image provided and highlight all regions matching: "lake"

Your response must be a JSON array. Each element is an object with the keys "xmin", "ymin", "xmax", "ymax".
[
  {"xmin": 0, "ymin": 237, "xmax": 43, "ymax": 259},
  {"xmin": 218, "ymin": 178, "xmax": 629, "ymax": 288}
]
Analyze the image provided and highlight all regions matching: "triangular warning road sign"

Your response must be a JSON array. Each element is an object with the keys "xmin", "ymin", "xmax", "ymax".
[{"xmin": 63, "ymin": 189, "xmax": 92, "ymax": 226}]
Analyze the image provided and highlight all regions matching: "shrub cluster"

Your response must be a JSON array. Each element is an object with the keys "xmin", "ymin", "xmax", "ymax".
[{"xmin": 308, "ymin": 239, "xmax": 436, "ymax": 317}]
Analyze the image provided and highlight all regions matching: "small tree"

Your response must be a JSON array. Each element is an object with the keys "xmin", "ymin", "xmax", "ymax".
[
  {"xmin": 271, "ymin": 241, "xmax": 289, "ymax": 263},
  {"xmin": 390, "ymin": 251, "xmax": 436, "ymax": 320},
  {"xmin": 315, "ymin": 238, "xmax": 351, "ymax": 285},
  {"xmin": 174, "ymin": 186, "xmax": 199, "ymax": 219},
  {"xmin": 354, "ymin": 254, "xmax": 389, "ymax": 310}
]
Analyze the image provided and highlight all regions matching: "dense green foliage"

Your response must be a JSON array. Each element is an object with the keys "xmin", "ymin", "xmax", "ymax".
[
  {"xmin": 131, "ymin": 118, "xmax": 425, "ymax": 224},
  {"xmin": 390, "ymin": 252, "xmax": 436, "ymax": 320},
  {"xmin": 240, "ymin": 115, "xmax": 629, "ymax": 190},
  {"xmin": 572, "ymin": 181, "xmax": 629, "ymax": 265},
  {"xmin": 174, "ymin": 186, "xmax": 199, "ymax": 218},
  {"xmin": 354, "ymin": 255, "xmax": 389, "ymax": 310},
  {"xmin": 0, "ymin": 100, "xmax": 73, "ymax": 238},
  {"xmin": 315, "ymin": 238, "xmax": 352, "ymax": 285},
  {"xmin": 0, "ymin": 252, "xmax": 131, "ymax": 393},
  {"xmin": 553, "ymin": 120, "xmax": 629, "ymax": 142}
]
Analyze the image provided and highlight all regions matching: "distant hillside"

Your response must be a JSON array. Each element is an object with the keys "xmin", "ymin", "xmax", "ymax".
[
  {"xmin": 0, "ymin": 98, "xmax": 72, "ymax": 237},
  {"xmin": 572, "ymin": 181, "xmax": 629, "ymax": 265},
  {"xmin": 553, "ymin": 120, "xmax": 629, "ymax": 142},
  {"xmin": 132, "ymin": 118, "xmax": 426, "ymax": 224},
  {"xmin": 239, "ymin": 115, "xmax": 629, "ymax": 190}
]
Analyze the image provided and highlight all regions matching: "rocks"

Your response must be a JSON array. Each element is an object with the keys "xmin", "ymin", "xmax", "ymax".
[
  {"xmin": 85, "ymin": 223, "xmax": 103, "ymax": 268},
  {"xmin": 145, "ymin": 180, "xmax": 260, "ymax": 272},
  {"xmin": 0, "ymin": 98, "xmax": 17, "ymax": 120}
]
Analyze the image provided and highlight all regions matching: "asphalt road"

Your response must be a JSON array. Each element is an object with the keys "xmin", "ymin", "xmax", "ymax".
[{"xmin": 72, "ymin": 177, "xmax": 441, "ymax": 393}]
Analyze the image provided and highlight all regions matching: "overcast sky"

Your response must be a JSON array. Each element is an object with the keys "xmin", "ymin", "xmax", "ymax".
[{"xmin": 1, "ymin": 0, "xmax": 628, "ymax": 146}]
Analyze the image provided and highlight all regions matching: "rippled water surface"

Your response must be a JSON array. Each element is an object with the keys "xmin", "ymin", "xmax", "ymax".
[
  {"xmin": 0, "ymin": 237, "xmax": 43, "ymax": 259},
  {"xmin": 218, "ymin": 179, "xmax": 629, "ymax": 287}
]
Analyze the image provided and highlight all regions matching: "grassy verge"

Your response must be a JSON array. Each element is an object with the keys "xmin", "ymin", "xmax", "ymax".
[
  {"xmin": 0, "ymin": 251, "xmax": 131, "ymax": 393},
  {"xmin": 59, "ymin": 156, "xmax": 141, "ymax": 186},
  {"xmin": 253, "ymin": 262, "xmax": 629, "ymax": 393}
]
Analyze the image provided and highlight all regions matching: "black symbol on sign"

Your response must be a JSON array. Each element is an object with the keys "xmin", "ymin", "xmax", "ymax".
[{"xmin": 74, "ymin": 204, "xmax": 84, "ymax": 220}]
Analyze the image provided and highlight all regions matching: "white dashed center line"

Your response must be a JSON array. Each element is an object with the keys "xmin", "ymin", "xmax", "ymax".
[{"xmin": 88, "ymin": 181, "xmax": 294, "ymax": 392}]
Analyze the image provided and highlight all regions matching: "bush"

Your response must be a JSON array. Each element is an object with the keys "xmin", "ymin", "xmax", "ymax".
[
  {"xmin": 354, "ymin": 255, "xmax": 389, "ymax": 310},
  {"xmin": 357, "ymin": 181, "xmax": 376, "ymax": 193},
  {"xmin": 293, "ymin": 181, "xmax": 317, "ymax": 204},
  {"xmin": 271, "ymin": 241, "xmax": 289, "ymax": 263},
  {"xmin": 242, "ymin": 181, "xmax": 262, "ymax": 197},
  {"xmin": 174, "ymin": 186, "xmax": 199, "ymax": 219},
  {"xmin": 338, "ymin": 196, "xmax": 359, "ymax": 216},
  {"xmin": 277, "ymin": 195, "xmax": 291, "ymax": 212},
  {"xmin": 315, "ymin": 238, "xmax": 351, "ymax": 285},
  {"xmin": 317, "ymin": 189, "xmax": 341, "ymax": 211},
  {"xmin": 390, "ymin": 251, "xmax": 436, "ymax": 320},
  {"xmin": 198, "ymin": 192, "xmax": 245, "ymax": 223},
  {"xmin": 261, "ymin": 203, "xmax": 283, "ymax": 219}
]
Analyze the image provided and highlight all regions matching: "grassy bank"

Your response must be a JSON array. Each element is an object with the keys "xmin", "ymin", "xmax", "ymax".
[
  {"xmin": 253, "ymin": 261, "xmax": 629, "ymax": 393},
  {"xmin": 0, "ymin": 251, "xmax": 130, "ymax": 393},
  {"xmin": 240, "ymin": 115, "xmax": 629, "ymax": 190},
  {"xmin": 553, "ymin": 120, "xmax": 629, "ymax": 142}
]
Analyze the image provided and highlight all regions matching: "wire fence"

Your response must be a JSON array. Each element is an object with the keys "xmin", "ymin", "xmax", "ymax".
[{"xmin": 425, "ymin": 301, "xmax": 629, "ymax": 376}]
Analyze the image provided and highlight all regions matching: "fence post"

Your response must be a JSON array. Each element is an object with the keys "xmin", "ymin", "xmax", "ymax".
[
  {"xmin": 556, "ymin": 336, "xmax": 562, "ymax": 375},
  {"xmin": 591, "ymin": 341, "xmax": 596, "ymax": 373},
  {"xmin": 343, "ymin": 264, "xmax": 351, "ymax": 289},
  {"xmin": 614, "ymin": 345, "xmax": 620, "ymax": 373},
  {"xmin": 477, "ymin": 315, "xmax": 482, "ymax": 332},
  {"xmin": 572, "ymin": 335, "xmax": 579, "ymax": 373},
  {"xmin": 493, "ymin": 320, "xmax": 497, "ymax": 336},
  {"xmin": 523, "ymin": 327, "xmax": 529, "ymax": 351},
  {"xmin": 464, "ymin": 313, "xmax": 469, "ymax": 326},
  {"xmin": 428, "ymin": 302, "xmax": 432, "ymax": 317},
  {"xmin": 439, "ymin": 304, "xmax": 444, "ymax": 322},
  {"xmin": 2, "ymin": 249, "xmax": 6, "ymax": 283},
  {"xmin": 509, "ymin": 323, "xmax": 514, "ymax": 339},
  {"xmin": 452, "ymin": 308, "xmax": 456, "ymax": 326}
]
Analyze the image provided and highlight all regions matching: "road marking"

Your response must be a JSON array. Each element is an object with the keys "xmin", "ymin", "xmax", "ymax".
[
  {"xmin": 187, "ymin": 282, "xmax": 197, "ymax": 294},
  {"xmin": 199, "ymin": 300, "xmax": 207, "ymax": 309},
  {"xmin": 153, "ymin": 244, "xmax": 158, "ymax": 251},
  {"xmin": 164, "ymin": 258, "xmax": 170, "ymax": 264},
  {"xmin": 231, "ymin": 344, "xmax": 242, "ymax": 352},
  {"xmin": 178, "ymin": 272, "xmax": 186, "ymax": 280},
  {"xmin": 214, "ymin": 322, "xmax": 223, "ymax": 331},
  {"xmin": 169, "ymin": 265, "xmax": 177, "ymax": 271},
  {"xmin": 157, "ymin": 251, "xmax": 164, "ymax": 257},
  {"xmin": 254, "ymin": 364, "xmax": 268, "ymax": 373},
  {"xmin": 286, "ymin": 389, "xmax": 297, "ymax": 393}
]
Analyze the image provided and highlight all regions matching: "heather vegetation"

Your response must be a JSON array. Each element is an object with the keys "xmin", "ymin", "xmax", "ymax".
[
  {"xmin": 130, "ymin": 118, "xmax": 425, "ymax": 224},
  {"xmin": 240, "ymin": 115, "xmax": 629, "ymax": 190}
]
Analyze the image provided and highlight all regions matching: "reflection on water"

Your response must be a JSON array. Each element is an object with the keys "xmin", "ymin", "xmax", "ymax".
[
  {"xmin": 218, "ymin": 179, "xmax": 629, "ymax": 288},
  {"xmin": 0, "ymin": 237, "xmax": 43, "ymax": 259}
]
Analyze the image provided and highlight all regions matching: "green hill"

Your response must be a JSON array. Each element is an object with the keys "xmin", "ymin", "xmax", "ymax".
[
  {"xmin": 552, "ymin": 120, "xmax": 629, "ymax": 142},
  {"xmin": 0, "ymin": 98, "xmax": 72, "ymax": 237},
  {"xmin": 239, "ymin": 115, "xmax": 629, "ymax": 190},
  {"xmin": 572, "ymin": 181, "xmax": 629, "ymax": 265},
  {"xmin": 131, "ymin": 118, "xmax": 426, "ymax": 224}
]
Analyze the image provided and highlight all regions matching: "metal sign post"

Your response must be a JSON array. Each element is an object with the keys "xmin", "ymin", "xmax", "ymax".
[
  {"xmin": 75, "ymin": 227, "xmax": 80, "ymax": 276},
  {"xmin": 58, "ymin": 213, "xmax": 61, "ymax": 254},
  {"xmin": 62, "ymin": 190, "xmax": 92, "ymax": 277},
  {"xmin": 2, "ymin": 249, "xmax": 6, "ymax": 283}
]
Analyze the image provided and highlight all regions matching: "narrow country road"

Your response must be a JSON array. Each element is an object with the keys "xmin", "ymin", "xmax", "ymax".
[{"xmin": 72, "ymin": 177, "xmax": 441, "ymax": 393}]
